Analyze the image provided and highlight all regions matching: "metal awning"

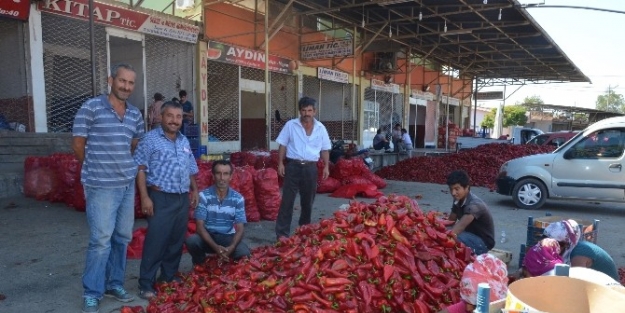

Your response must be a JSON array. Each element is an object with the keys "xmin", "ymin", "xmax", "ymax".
[{"xmin": 280, "ymin": 0, "xmax": 590, "ymax": 85}]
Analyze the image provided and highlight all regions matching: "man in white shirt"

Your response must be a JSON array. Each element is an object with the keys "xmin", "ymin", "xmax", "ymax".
[
  {"xmin": 400, "ymin": 128, "xmax": 413, "ymax": 151},
  {"xmin": 275, "ymin": 97, "xmax": 331, "ymax": 240}
]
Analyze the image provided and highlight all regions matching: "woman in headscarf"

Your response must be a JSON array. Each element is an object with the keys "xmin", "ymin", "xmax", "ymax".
[
  {"xmin": 438, "ymin": 254, "xmax": 508, "ymax": 313},
  {"xmin": 521, "ymin": 238, "xmax": 564, "ymax": 277},
  {"xmin": 544, "ymin": 219, "xmax": 618, "ymax": 280}
]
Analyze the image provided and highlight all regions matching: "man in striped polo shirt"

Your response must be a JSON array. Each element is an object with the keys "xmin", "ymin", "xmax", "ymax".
[
  {"xmin": 185, "ymin": 160, "xmax": 250, "ymax": 264},
  {"xmin": 72, "ymin": 64, "xmax": 144, "ymax": 313},
  {"xmin": 133, "ymin": 101, "xmax": 199, "ymax": 300}
]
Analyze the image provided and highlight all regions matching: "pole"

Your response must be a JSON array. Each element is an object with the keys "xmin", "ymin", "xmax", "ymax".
[
  {"xmin": 89, "ymin": 0, "xmax": 97, "ymax": 96},
  {"xmin": 352, "ymin": 26, "xmax": 357, "ymax": 145},
  {"xmin": 445, "ymin": 63, "xmax": 451, "ymax": 151},
  {"xmin": 264, "ymin": 0, "xmax": 271, "ymax": 150},
  {"xmin": 473, "ymin": 77, "xmax": 478, "ymax": 136}
]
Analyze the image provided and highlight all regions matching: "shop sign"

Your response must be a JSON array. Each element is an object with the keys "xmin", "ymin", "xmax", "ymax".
[
  {"xmin": 441, "ymin": 95, "xmax": 460, "ymax": 106},
  {"xmin": 198, "ymin": 41, "xmax": 209, "ymax": 142},
  {"xmin": 371, "ymin": 79, "xmax": 400, "ymax": 94},
  {"xmin": 411, "ymin": 89, "xmax": 434, "ymax": 101},
  {"xmin": 317, "ymin": 67, "xmax": 348, "ymax": 84},
  {"xmin": 207, "ymin": 41, "xmax": 296, "ymax": 74},
  {"xmin": 1, "ymin": 0, "xmax": 31, "ymax": 21},
  {"xmin": 301, "ymin": 39, "xmax": 353, "ymax": 60},
  {"xmin": 476, "ymin": 91, "xmax": 504, "ymax": 100},
  {"xmin": 39, "ymin": 0, "xmax": 199, "ymax": 43}
]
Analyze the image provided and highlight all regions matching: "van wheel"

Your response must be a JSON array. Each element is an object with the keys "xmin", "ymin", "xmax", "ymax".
[{"xmin": 512, "ymin": 178, "xmax": 547, "ymax": 210}]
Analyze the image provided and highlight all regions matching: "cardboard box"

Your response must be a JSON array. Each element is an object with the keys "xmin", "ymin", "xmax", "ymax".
[
  {"xmin": 532, "ymin": 216, "xmax": 594, "ymax": 232},
  {"xmin": 489, "ymin": 248, "xmax": 513, "ymax": 266}
]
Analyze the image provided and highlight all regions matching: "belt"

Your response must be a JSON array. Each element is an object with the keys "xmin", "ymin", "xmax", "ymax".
[
  {"xmin": 148, "ymin": 185, "xmax": 188, "ymax": 194},
  {"xmin": 286, "ymin": 158, "xmax": 318, "ymax": 165}
]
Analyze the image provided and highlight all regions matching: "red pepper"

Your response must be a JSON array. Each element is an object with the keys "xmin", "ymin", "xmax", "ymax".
[
  {"xmin": 296, "ymin": 280, "xmax": 322, "ymax": 292},
  {"xmin": 237, "ymin": 295, "xmax": 257, "ymax": 311},
  {"xmin": 320, "ymin": 277, "xmax": 352, "ymax": 287},
  {"xmin": 385, "ymin": 215, "xmax": 396, "ymax": 233},
  {"xmin": 427, "ymin": 260, "xmax": 441, "ymax": 275},
  {"xmin": 358, "ymin": 281, "xmax": 372, "ymax": 307},
  {"xmin": 274, "ymin": 279, "xmax": 291, "ymax": 296},
  {"xmin": 423, "ymin": 283, "xmax": 443, "ymax": 297},
  {"xmin": 271, "ymin": 296, "xmax": 288, "ymax": 310},
  {"xmin": 311, "ymin": 291, "xmax": 333, "ymax": 309},
  {"xmin": 291, "ymin": 292, "xmax": 315, "ymax": 303},
  {"xmin": 383, "ymin": 264, "xmax": 394, "ymax": 283},
  {"xmin": 390, "ymin": 227, "xmax": 410, "ymax": 245},
  {"xmin": 417, "ymin": 261, "xmax": 431, "ymax": 278},
  {"xmin": 378, "ymin": 213, "xmax": 387, "ymax": 226},
  {"xmin": 413, "ymin": 299, "xmax": 429, "ymax": 313},
  {"xmin": 331, "ymin": 259, "xmax": 349, "ymax": 271}
]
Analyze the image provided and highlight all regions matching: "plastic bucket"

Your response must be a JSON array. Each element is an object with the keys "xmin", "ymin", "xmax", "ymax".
[{"xmin": 505, "ymin": 276, "xmax": 625, "ymax": 313}]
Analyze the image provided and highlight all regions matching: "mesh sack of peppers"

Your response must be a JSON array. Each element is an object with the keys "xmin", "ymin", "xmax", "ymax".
[{"xmin": 135, "ymin": 194, "xmax": 474, "ymax": 313}]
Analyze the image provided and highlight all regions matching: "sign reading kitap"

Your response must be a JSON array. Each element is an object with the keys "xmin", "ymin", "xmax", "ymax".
[
  {"xmin": 207, "ymin": 41, "xmax": 296, "ymax": 74},
  {"xmin": 38, "ymin": 0, "xmax": 199, "ymax": 43},
  {"xmin": 0, "ymin": 0, "xmax": 31, "ymax": 21}
]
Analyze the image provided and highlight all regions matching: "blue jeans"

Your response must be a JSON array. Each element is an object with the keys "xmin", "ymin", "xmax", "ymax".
[
  {"xmin": 82, "ymin": 181, "xmax": 135, "ymax": 299},
  {"xmin": 457, "ymin": 231, "xmax": 489, "ymax": 255}
]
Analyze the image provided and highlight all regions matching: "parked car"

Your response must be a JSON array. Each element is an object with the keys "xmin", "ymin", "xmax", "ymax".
[
  {"xmin": 526, "ymin": 131, "xmax": 579, "ymax": 148},
  {"xmin": 457, "ymin": 126, "xmax": 543, "ymax": 150},
  {"xmin": 496, "ymin": 117, "xmax": 625, "ymax": 210}
]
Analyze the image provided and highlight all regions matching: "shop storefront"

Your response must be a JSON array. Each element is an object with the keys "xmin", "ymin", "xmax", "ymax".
[
  {"xmin": 37, "ymin": 0, "xmax": 199, "ymax": 132},
  {"xmin": 362, "ymin": 79, "xmax": 403, "ymax": 149},
  {"xmin": 302, "ymin": 67, "xmax": 359, "ymax": 142},
  {"xmin": 202, "ymin": 41, "xmax": 297, "ymax": 153},
  {"xmin": 0, "ymin": 0, "xmax": 33, "ymax": 131}
]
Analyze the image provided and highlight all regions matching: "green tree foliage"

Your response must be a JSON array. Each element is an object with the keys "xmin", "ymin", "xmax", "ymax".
[
  {"xmin": 596, "ymin": 88, "xmax": 625, "ymax": 113},
  {"xmin": 518, "ymin": 95, "xmax": 545, "ymax": 111},
  {"xmin": 480, "ymin": 114, "xmax": 494, "ymax": 128},
  {"xmin": 481, "ymin": 105, "xmax": 528, "ymax": 128}
]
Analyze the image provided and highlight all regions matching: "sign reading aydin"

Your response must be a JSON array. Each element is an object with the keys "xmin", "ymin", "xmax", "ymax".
[
  {"xmin": 207, "ymin": 41, "xmax": 296, "ymax": 74},
  {"xmin": 39, "ymin": 0, "xmax": 199, "ymax": 43},
  {"xmin": 0, "ymin": 0, "xmax": 31, "ymax": 21},
  {"xmin": 317, "ymin": 67, "xmax": 348, "ymax": 84},
  {"xmin": 301, "ymin": 39, "xmax": 353, "ymax": 60}
]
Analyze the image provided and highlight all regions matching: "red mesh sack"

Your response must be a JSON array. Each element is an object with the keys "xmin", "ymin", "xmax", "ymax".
[
  {"xmin": 316, "ymin": 177, "xmax": 341, "ymax": 193},
  {"xmin": 330, "ymin": 184, "xmax": 383, "ymax": 199},
  {"xmin": 231, "ymin": 166, "xmax": 260, "ymax": 222},
  {"xmin": 341, "ymin": 175, "xmax": 373, "ymax": 186},
  {"xmin": 127, "ymin": 227, "xmax": 147, "ymax": 259},
  {"xmin": 253, "ymin": 168, "xmax": 281, "ymax": 221},
  {"xmin": 362, "ymin": 171, "xmax": 387, "ymax": 189}
]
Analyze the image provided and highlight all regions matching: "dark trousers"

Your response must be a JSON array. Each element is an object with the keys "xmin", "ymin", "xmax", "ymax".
[
  {"xmin": 185, "ymin": 233, "xmax": 250, "ymax": 264},
  {"xmin": 275, "ymin": 162, "xmax": 318, "ymax": 239},
  {"xmin": 138, "ymin": 190, "xmax": 189, "ymax": 292},
  {"xmin": 373, "ymin": 141, "xmax": 390, "ymax": 150}
]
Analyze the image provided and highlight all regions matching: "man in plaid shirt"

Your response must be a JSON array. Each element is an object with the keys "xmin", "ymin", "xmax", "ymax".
[{"xmin": 133, "ymin": 101, "xmax": 199, "ymax": 300}]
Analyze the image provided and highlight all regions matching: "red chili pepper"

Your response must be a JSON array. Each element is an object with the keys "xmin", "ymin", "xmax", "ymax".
[
  {"xmin": 423, "ymin": 283, "xmax": 443, "ymax": 297},
  {"xmin": 320, "ymin": 277, "xmax": 352, "ymax": 287},
  {"xmin": 274, "ymin": 279, "xmax": 291, "ymax": 296},
  {"xmin": 291, "ymin": 292, "xmax": 315, "ymax": 303},
  {"xmin": 296, "ymin": 280, "xmax": 322, "ymax": 292},
  {"xmin": 390, "ymin": 227, "xmax": 410, "ymax": 245},
  {"xmin": 383, "ymin": 264, "xmax": 394, "ymax": 283},
  {"xmin": 378, "ymin": 213, "xmax": 387, "ymax": 226},
  {"xmin": 310, "ymin": 291, "xmax": 333, "ymax": 309},
  {"xmin": 427, "ymin": 260, "xmax": 441, "ymax": 275},
  {"xmin": 271, "ymin": 296, "xmax": 288, "ymax": 310},
  {"xmin": 385, "ymin": 215, "xmax": 396, "ymax": 233},
  {"xmin": 237, "ymin": 294, "xmax": 257, "ymax": 311},
  {"xmin": 331, "ymin": 259, "xmax": 349, "ymax": 271},
  {"xmin": 358, "ymin": 281, "xmax": 372, "ymax": 307},
  {"xmin": 413, "ymin": 299, "xmax": 429, "ymax": 313}
]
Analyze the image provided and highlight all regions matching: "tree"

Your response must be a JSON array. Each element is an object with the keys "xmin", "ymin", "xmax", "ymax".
[
  {"xmin": 481, "ymin": 114, "xmax": 494, "ymax": 129},
  {"xmin": 502, "ymin": 105, "xmax": 528, "ymax": 127},
  {"xmin": 481, "ymin": 105, "xmax": 528, "ymax": 128},
  {"xmin": 518, "ymin": 95, "xmax": 545, "ymax": 111},
  {"xmin": 596, "ymin": 88, "xmax": 625, "ymax": 113}
]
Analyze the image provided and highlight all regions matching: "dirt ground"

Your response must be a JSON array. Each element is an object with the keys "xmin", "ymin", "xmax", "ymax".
[{"xmin": 1, "ymin": 180, "xmax": 624, "ymax": 312}]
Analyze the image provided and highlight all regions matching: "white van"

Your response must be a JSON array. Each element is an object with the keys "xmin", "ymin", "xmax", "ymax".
[{"xmin": 495, "ymin": 116, "xmax": 625, "ymax": 210}]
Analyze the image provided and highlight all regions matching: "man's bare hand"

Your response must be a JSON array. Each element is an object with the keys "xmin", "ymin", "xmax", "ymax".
[{"xmin": 278, "ymin": 163, "xmax": 285, "ymax": 177}]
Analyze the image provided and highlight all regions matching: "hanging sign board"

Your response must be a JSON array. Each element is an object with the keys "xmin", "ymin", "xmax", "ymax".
[
  {"xmin": 207, "ymin": 41, "xmax": 296, "ymax": 74},
  {"xmin": 317, "ymin": 67, "xmax": 348, "ymax": 84},
  {"xmin": 39, "ymin": 0, "xmax": 200, "ymax": 43},
  {"xmin": 411, "ymin": 89, "xmax": 434, "ymax": 101},
  {"xmin": 301, "ymin": 39, "xmax": 353, "ymax": 60},
  {"xmin": 371, "ymin": 79, "xmax": 400, "ymax": 94},
  {"xmin": 0, "ymin": 0, "xmax": 31, "ymax": 21},
  {"xmin": 476, "ymin": 91, "xmax": 504, "ymax": 100}
]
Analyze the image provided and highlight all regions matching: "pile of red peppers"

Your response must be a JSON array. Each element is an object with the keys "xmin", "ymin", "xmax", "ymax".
[
  {"xmin": 376, "ymin": 143, "xmax": 555, "ymax": 190},
  {"xmin": 124, "ymin": 194, "xmax": 474, "ymax": 313}
]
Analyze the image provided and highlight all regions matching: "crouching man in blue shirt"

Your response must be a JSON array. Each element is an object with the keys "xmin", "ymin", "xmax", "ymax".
[{"xmin": 186, "ymin": 160, "xmax": 250, "ymax": 265}]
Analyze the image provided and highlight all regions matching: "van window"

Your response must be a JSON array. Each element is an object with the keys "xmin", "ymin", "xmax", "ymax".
[{"xmin": 567, "ymin": 129, "xmax": 625, "ymax": 159}]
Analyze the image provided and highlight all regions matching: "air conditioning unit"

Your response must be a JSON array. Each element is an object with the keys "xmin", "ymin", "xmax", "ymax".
[{"xmin": 176, "ymin": 0, "xmax": 195, "ymax": 10}]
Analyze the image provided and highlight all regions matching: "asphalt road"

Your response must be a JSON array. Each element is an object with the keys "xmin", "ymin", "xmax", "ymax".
[{"xmin": 1, "ymin": 180, "xmax": 623, "ymax": 312}]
